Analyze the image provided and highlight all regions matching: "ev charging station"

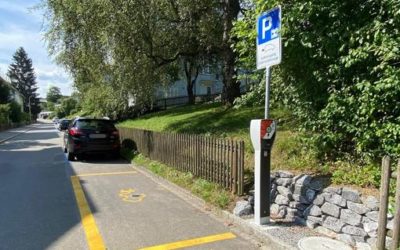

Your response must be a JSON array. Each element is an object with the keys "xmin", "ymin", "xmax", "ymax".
[{"xmin": 251, "ymin": 6, "xmax": 281, "ymax": 225}]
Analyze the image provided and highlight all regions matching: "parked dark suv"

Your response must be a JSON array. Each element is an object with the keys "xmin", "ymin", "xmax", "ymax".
[{"xmin": 63, "ymin": 118, "xmax": 120, "ymax": 161}]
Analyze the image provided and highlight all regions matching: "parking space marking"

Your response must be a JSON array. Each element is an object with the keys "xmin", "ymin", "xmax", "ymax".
[
  {"xmin": 70, "ymin": 176, "xmax": 106, "ymax": 250},
  {"xmin": 118, "ymin": 188, "xmax": 146, "ymax": 203},
  {"xmin": 138, "ymin": 232, "xmax": 236, "ymax": 250},
  {"xmin": 75, "ymin": 171, "xmax": 137, "ymax": 177}
]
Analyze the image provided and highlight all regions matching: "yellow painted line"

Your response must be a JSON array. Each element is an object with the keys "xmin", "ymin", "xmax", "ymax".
[
  {"xmin": 74, "ymin": 171, "xmax": 137, "ymax": 177},
  {"xmin": 70, "ymin": 176, "xmax": 106, "ymax": 250},
  {"xmin": 139, "ymin": 232, "xmax": 236, "ymax": 250}
]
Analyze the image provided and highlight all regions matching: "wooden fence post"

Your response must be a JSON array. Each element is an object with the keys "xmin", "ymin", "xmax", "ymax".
[
  {"xmin": 377, "ymin": 156, "xmax": 391, "ymax": 250},
  {"xmin": 391, "ymin": 159, "xmax": 400, "ymax": 250}
]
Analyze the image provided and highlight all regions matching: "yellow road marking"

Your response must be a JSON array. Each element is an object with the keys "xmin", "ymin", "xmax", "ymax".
[
  {"xmin": 119, "ymin": 188, "xmax": 146, "ymax": 203},
  {"xmin": 74, "ymin": 171, "xmax": 137, "ymax": 177},
  {"xmin": 139, "ymin": 232, "xmax": 236, "ymax": 250},
  {"xmin": 70, "ymin": 176, "xmax": 106, "ymax": 250}
]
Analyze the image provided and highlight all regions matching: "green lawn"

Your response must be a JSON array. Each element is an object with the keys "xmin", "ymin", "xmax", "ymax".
[{"xmin": 118, "ymin": 103, "xmax": 319, "ymax": 174}]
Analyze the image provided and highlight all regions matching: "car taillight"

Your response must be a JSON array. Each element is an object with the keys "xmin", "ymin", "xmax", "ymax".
[{"xmin": 69, "ymin": 128, "xmax": 83, "ymax": 137}]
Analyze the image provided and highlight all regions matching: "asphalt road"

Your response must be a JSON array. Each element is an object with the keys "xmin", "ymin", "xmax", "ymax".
[{"xmin": 0, "ymin": 122, "xmax": 259, "ymax": 250}]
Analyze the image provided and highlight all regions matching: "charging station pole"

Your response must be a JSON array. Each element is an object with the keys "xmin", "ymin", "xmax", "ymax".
[{"xmin": 252, "ymin": 6, "xmax": 281, "ymax": 225}]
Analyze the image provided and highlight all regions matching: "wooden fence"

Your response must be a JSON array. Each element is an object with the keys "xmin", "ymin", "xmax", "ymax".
[
  {"xmin": 118, "ymin": 127, "xmax": 245, "ymax": 195},
  {"xmin": 377, "ymin": 156, "xmax": 400, "ymax": 250}
]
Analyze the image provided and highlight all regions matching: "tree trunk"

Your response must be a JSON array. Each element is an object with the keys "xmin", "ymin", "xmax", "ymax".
[
  {"xmin": 221, "ymin": 0, "xmax": 241, "ymax": 106},
  {"xmin": 183, "ymin": 58, "xmax": 199, "ymax": 105}
]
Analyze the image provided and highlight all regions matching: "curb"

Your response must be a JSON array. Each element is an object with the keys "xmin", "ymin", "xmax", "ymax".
[{"xmin": 130, "ymin": 162, "xmax": 294, "ymax": 250}]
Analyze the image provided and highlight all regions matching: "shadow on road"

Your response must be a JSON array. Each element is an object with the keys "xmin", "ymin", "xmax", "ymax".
[{"xmin": 0, "ymin": 123, "xmax": 102, "ymax": 249}]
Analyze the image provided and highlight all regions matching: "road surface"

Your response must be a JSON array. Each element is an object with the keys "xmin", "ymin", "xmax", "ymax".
[{"xmin": 0, "ymin": 122, "xmax": 259, "ymax": 250}]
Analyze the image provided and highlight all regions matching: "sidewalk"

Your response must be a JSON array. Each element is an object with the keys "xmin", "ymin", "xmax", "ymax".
[{"xmin": 0, "ymin": 123, "xmax": 36, "ymax": 144}]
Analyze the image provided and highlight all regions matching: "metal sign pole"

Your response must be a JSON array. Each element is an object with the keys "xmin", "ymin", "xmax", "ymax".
[{"xmin": 265, "ymin": 67, "xmax": 271, "ymax": 119}]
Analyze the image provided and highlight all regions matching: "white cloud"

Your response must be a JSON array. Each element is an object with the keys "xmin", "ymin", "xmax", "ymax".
[{"xmin": 0, "ymin": 9, "xmax": 73, "ymax": 98}]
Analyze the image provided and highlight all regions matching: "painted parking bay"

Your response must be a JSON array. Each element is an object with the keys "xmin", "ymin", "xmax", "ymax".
[{"xmin": 68, "ymin": 160, "xmax": 256, "ymax": 250}]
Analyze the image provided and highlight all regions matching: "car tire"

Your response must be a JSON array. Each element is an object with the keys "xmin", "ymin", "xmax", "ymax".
[{"xmin": 67, "ymin": 151, "xmax": 75, "ymax": 161}]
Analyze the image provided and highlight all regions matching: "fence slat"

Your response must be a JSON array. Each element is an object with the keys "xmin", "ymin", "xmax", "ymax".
[
  {"xmin": 118, "ymin": 127, "xmax": 244, "ymax": 194},
  {"xmin": 392, "ymin": 160, "xmax": 400, "ymax": 250},
  {"xmin": 377, "ymin": 156, "xmax": 391, "ymax": 250}
]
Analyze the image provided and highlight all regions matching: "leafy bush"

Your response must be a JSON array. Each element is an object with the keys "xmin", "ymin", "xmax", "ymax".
[
  {"xmin": 331, "ymin": 162, "xmax": 381, "ymax": 188},
  {"xmin": 9, "ymin": 101, "xmax": 24, "ymax": 123},
  {"xmin": 0, "ymin": 104, "xmax": 10, "ymax": 125}
]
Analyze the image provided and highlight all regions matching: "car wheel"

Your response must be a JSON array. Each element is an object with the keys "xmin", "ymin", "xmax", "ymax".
[{"xmin": 67, "ymin": 151, "xmax": 75, "ymax": 161}]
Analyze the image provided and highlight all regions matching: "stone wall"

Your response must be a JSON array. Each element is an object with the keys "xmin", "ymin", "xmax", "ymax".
[{"xmin": 234, "ymin": 171, "xmax": 394, "ymax": 248}]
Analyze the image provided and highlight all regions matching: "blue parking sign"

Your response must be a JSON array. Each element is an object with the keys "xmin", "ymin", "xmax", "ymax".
[{"xmin": 256, "ymin": 6, "xmax": 281, "ymax": 69}]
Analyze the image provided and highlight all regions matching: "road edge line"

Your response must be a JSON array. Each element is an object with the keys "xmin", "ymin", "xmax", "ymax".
[
  {"xmin": 0, "ymin": 126, "xmax": 35, "ymax": 144},
  {"xmin": 70, "ymin": 176, "xmax": 106, "ymax": 250}
]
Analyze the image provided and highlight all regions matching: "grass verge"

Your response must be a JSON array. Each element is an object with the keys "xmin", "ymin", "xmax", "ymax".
[{"xmin": 121, "ymin": 148, "xmax": 235, "ymax": 209}]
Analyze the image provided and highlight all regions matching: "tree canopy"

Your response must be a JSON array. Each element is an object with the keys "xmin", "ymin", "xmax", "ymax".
[{"xmin": 46, "ymin": 86, "xmax": 62, "ymax": 103}]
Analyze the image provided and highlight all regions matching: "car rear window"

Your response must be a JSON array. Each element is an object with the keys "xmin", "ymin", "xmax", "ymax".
[{"xmin": 75, "ymin": 120, "xmax": 115, "ymax": 130}]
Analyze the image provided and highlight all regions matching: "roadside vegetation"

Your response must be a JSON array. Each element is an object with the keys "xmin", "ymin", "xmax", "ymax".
[{"xmin": 121, "ymin": 149, "xmax": 234, "ymax": 209}]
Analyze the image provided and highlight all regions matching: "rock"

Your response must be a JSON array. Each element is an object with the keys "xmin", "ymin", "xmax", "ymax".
[
  {"xmin": 323, "ymin": 193, "xmax": 347, "ymax": 207},
  {"xmin": 366, "ymin": 237, "xmax": 377, "ymax": 246},
  {"xmin": 323, "ymin": 186, "xmax": 342, "ymax": 194},
  {"xmin": 275, "ymin": 178, "xmax": 292, "ymax": 187},
  {"xmin": 323, "ymin": 216, "xmax": 346, "ymax": 233},
  {"xmin": 248, "ymin": 195, "xmax": 254, "ymax": 206},
  {"xmin": 289, "ymin": 201, "xmax": 307, "ymax": 211},
  {"xmin": 277, "ymin": 171, "xmax": 294, "ymax": 178},
  {"xmin": 313, "ymin": 194, "xmax": 325, "ymax": 206},
  {"xmin": 355, "ymin": 241, "xmax": 371, "ymax": 250},
  {"xmin": 342, "ymin": 188, "xmax": 361, "ymax": 203},
  {"xmin": 277, "ymin": 186, "xmax": 291, "ymax": 197},
  {"xmin": 287, "ymin": 208, "xmax": 297, "ymax": 218},
  {"xmin": 293, "ymin": 174, "xmax": 304, "ymax": 183},
  {"xmin": 362, "ymin": 196, "xmax": 379, "ymax": 211},
  {"xmin": 270, "ymin": 188, "xmax": 277, "ymax": 202},
  {"xmin": 363, "ymin": 222, "xmax": 378, "ymax": 238},
  {"xmin": 353, "ymin": 236, "xmax": 367, "ymax": 243},
  {"xmin": 342, "ymin": 225, "xmax": 368, "ymax": 237},
  {"xmin": 315, "ymin": 226, "xmax": 338, "ymax": 238},
  {"xmin": 309, "ymin": 205, "xmax": 322, "ymax": 217},
  {"xmin": 340, "ymin": 209, "xmax": 362, "ymax": 226},
  {"xmin": 387, "ymin": 219, "xmax": 394, "ymax": 230},
  {"xmin": 307, "ymin": 215, "xmax": 322, "ymax": 225},
  {"xmin": 309, "ymin": 180, "xmax": 323, "ymax": 191},
  {"xmin": 296, "ymin": 175, "xmax": 312, "ymax": 186},
  {"xmin": 306, "ymin": 220, "xmax": 318, "ymax": 229},
  {"xmin": 321, "ymin": 202, "xmax": 341, "ymax": 218},
  {"xmin": 277, "ymin": 206, "xmax": 287, "ymax": 218},
  {"xmin": 270, "ymin": 203, "xmax": 280, "ymax": 215},
  {"xmin": 293, "ymin": 194, "xmax": 311, "ymax": 204},
  {"xmin": 337, "ymin": 234, "xmax": 355, "ymax": 246},
  {"xmin": 306, "ymin": 189, "xmax": 316, "ymax": 202},
  {"xmin": 365, "ymin": 211, "xmax": 378, "ymax": 222},
  {"xmin": 386, "ymin": 237, "xmax": 393, "ymax": 249},
  {"xmin": 293, "ymin": 184, "xmax": 306, "ymax": 196},
  {"xmin": 386, "ymin": 229, "xmax": 393, "ymax": 237},
  {"xmin": 275, "ymin": 194, "xmax": 290, "ymax": 206},
  {"xmin": 347, "ymin": 201, "xmax": 370, "ymax": 215},
  {"xmin": 233, "ymin": 200, "xmax": 253, "ymax": 216}
]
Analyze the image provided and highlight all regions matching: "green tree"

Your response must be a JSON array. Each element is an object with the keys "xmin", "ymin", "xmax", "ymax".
[
  {"xmin": 233, "ymin": 0, "xmax": 400, "ymax": 159},
  {"xmin": 0, "ymin": 78, "xmax": 11, "ymax": 104},
  {"xmin": 7, "ymin": 47, "xmax": 41, "ymax": 117},
  {"xmin": 46, "ymin": 86, "xmax": 62, "ymax": 103}
]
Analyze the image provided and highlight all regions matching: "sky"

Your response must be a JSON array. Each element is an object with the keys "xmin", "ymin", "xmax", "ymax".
[{"xmin": 0, "ymin": 0, "xmax": 72, "ymax": 98}]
